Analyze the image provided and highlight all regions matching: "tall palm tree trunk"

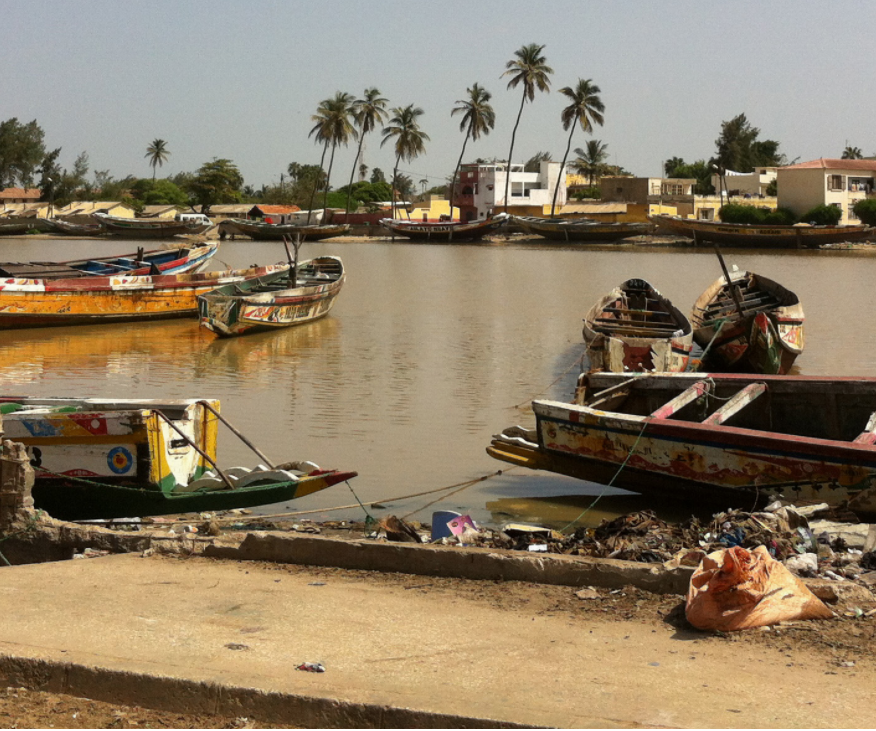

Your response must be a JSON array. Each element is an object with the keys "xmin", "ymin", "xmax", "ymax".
[
  {"xmin": 550, "ymin": 123, "xmax": 577, "ymax": 218},
  {"xmin": 391, "ymin": 154, "xmax": 401, "ymax": 219},
  {"xmin": 307, "ymin": 141, "xmax": 329, "ymax": 225},
  {"xmin": 345, "ymin": 135, "xmax": 367, "ymax": 218},
  {"xmin": 323, "ymin": 142, "xmax": 338, "ymax": 214},
  {"xmin": 503, "ymin": 92, "xmax": 527, "ymax": 214},
  {"xmin": 449, "ymin": 132, "xmax": 472, "ymax": 223}
]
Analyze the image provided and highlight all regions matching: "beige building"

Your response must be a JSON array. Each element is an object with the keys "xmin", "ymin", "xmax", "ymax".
[
  {"xmin": 777, "ymin": 158, "xmax": 876, "ymax": 224},
  {"xmin": 711, "ymin": 167, "xmax": 777, "ymax": 197}
]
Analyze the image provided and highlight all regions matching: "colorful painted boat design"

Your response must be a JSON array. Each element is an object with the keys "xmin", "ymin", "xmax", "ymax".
[
  {"xmin": 690, "ymin": 269, "xmax": 804, "ymax": 375},
  {"xmin": 582, "ymin": 278, "xmax": 692, "ymax": 373},
  {"xmin": 0, "ymin": 397, "xmax": 357, "ymax": 520},
  {"xmin": 94, "ymin": 213, "xmax": 211, "ymax": 239},
  {"xmin": 487, "ymin": 372, "xmax": 876, "ymax": 518},
  {"xmin": 0, "ymin": 260, "xmax": 290, "ymax": 329},
  {"xmin": 379, "ymin": 213, "xmax": 509, "ymax": 242},
  {"xmin": 198, "ymin": 256, "xmax": 345, "ymax": 337},
  {"xmin": 513, "ymin": 216, "xmax": 652, "ymax": 242},
  {"xmin": 218, "ymin": 219, "xmax": 350, "ymax": 241}
]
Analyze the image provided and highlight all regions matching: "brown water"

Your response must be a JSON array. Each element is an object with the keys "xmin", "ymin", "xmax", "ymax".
[{"xmin": 2, "ymin": 235, "xmax": 875, "ymax": 528}]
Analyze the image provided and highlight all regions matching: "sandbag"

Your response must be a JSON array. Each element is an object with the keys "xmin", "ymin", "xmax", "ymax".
[{"xmin": 685, "ymin": 545, "xmax": 833, "ymax": 631}]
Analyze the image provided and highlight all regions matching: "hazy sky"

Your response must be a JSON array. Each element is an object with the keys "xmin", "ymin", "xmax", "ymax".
[{"xmin": 3, "ymin": 0, "xmax": 873, "ymax": 189}]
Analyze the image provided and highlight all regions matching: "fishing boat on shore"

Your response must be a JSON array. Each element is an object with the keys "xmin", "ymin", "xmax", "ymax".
[
  {"xmin": 0, "ymin": 397, "xmax": 356, "ymax": 521},
  {"xmin": 582, "ymin": 278, "xmax": 693, "ymax": 373},
  {"xmin": 0, "ymin": 242, "xmax": 218, "ymax": 280},
  {"xmin": 691, "ymin": 268, "xmax": 804, "ymax": 375},
  {"xmin": 48, "ymin": 217, "xmax": 105, "ymax": 236},
  {"xmin": 648, "ymin": 214, "xmax": 873, "ymax": 248},
  {"xmin": 487, "ymin": 372, "xmax": 876, "ymax": 518},
  {"xmin": 514, "ymin": 216, "xmax": 652, "ymax": 242},
  {"xmin": 94, "ymin": 212, "xmax": 211, "ymax": 239},
  {"xmin": 0, "ymin": 259, "xmax": 289, "ymax": 330},
  {"xmin": 379, "ymin": 213, "xmax": 510, "ymax": 242},
  {"xmin": 198, "ymin": 256, "xmax": 345, "ymax": 337},
  {"xmin": 218, "ymin": 218, "xmax": 350, "ymax": 241}
]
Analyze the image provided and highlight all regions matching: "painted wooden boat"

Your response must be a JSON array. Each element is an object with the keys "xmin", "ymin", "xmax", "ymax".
[
  {"xmin": 379, "ymin": 213, "xmax": 510, "ymax": 242},
  {"xmin": 0, "ymin": 242, "xmax": 218, "ymax": 280},
  {"xmin": 648, "ymin": 214, "xmax": 873, "ymax": 248},
  {"xmin": 0, "ymin": 396, "xmax": 357, "ymax": 521},
  {"xmin": 513, "ymin": 216, "xmax": 652, "ymax": 242},
  {"xmin": 582, "ymin": 278, "xmax": 693, "ymax": 373},
  {"xmin": 0, "ymin": 260, "xmax": 290, "ymax": 330},
  {"xmin": 48, "ymin": 217, "xmax": 105, "ymax": 236},
  {"xmin": 0, "ymin": 218, "xmax": 55, "ymax": 236},
  {"xmin": 94, "ymin": 212, "xmax": 211, "ymax": 239},
  {"xmin": 218, "ymin": 218, "xmax": 350, "ymax": 241},
  {"xmin": 690, "ymin": 269, "xmax": 804, "ymax": 375},
  {"xmin": 198, "ymin": 256, "xmax": 345, "ymax": 337},
  {"xmin": 487, "ymin": 372, "xmax": 876, "ymax": 518}
]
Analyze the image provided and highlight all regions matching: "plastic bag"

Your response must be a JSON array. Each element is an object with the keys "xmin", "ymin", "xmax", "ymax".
[{"xmin": 686, "ymin": 545, "xmax": 833, "ymax": 631}]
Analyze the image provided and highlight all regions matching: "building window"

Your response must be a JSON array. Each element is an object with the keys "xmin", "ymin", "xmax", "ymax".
[
  {"xmin": 827, "ymin": 175, "xmax": 844, "ymax": 191},
  {"xmin": 698, "ymin": 208, "xmax": 715, "ymax": 221}
]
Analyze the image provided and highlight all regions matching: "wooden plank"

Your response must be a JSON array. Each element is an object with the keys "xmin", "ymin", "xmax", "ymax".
[
  {"xmin": 702, "ymin": 382, "xmax": 767, "ymax": 425},
  {"xmin": 650, "ymin": 381, "xmax": 710, "ymax": 419},
  {"xmin": 585, "ymin": 374, "xmax": 652, "ymax": 407}
]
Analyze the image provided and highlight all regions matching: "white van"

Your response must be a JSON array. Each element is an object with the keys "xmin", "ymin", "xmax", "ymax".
[{"xmin": 176, "ymin": 213, "xmax": 212, "ymax": 226}]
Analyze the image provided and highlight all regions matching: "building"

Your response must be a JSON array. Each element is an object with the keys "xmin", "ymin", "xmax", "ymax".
[
  {"xmin": 711, "ymin": 167, "xmax": 777, "ymax": 197},
  {"xmin": 0, "ymin": 187, "xmax": 41, "ymax": 205},
  {"xmin": 777, "ymin": 158, "xmax": 876, "ymax": 224},
  {"xmin": 453, "ymin": 161, "xmax": 565, "ymax": 220},
  {"xmin": 54, "ymin": 201, "xmax": 136, "ymax": 220},
  {"xmin": 247, "ymin": 204, "xmax": 310, "ymax": 224}
]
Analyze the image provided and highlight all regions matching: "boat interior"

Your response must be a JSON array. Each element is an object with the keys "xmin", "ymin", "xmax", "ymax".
[
  {"xmin": 235, "ymin": 258, "xmax": 342, "ymax": 294},
  {"xmin": 695, "ymin": 274, "xmax": 785, "ymax": 327},
  {"xmin": 591, "ymin": 280, "xmax": 688, "ymax": 338},
  {"xmin": 576, "ymin": 374, "xmax": 876, "ymax": 444},
  {"xmin": 0, "ymin": 248, "xmax": 191, "ymax": 279}
]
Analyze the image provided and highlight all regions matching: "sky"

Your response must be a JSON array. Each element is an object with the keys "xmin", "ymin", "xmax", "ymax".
[{"xmin": 2, "ymin": 0, "xmax": 874, "ymax": 190}]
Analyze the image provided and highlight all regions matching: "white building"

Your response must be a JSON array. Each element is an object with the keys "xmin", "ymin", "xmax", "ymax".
[
  {"xmin": 453, "ymin": 161, "xmax": 565, "ymax": 220},
  {"xmin": 777, "ymin": 158, "xmax": 876, "ymax": 224},
  {"xmin": 711, "ymin": 167, "xmax": 777, "ymax": 197}
]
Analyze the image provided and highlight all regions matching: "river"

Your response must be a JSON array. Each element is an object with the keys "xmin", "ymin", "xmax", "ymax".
[{"xmin": 2, "ymin": 235, "xmax": 875, "ymax": 529}]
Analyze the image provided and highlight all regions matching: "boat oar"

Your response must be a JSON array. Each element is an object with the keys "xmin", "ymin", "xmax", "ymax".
[
  {"xmin": 197, "ymin": 400, "xmax": 276, "ymax": 469},
  {"xmin": 712, "ymin": 243, "xmax": 745, "ymax": 319}
]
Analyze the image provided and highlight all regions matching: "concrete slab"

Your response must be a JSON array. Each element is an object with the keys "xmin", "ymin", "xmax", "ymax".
[{"xmin": 0, "ymin": 553, "xmax": 873, "ymax": 728}]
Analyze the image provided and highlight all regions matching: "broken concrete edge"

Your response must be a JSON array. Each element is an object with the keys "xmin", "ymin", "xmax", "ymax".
[{"xmin": 0, "ymin": 655, "xmax": 548, "ymax": 729}]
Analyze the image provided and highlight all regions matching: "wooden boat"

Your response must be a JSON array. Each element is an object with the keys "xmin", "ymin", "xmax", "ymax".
[
  {"xmin": 198, "ymin": 256, "xmax": 345, "ymax": 337},
  {"xmin": 690, "ymin": 269, "xmax": 804, "ymax": 375},
  {"xmin": 0, "ymin": 260, "xmax": 290, "ymax": 330},
  {"xmin": 0, "ymin": 242, "xmax": 218, "ymax": 280},
  {"xmin": 582, "ymin": 278, "xmax": 693, "ymax": 373},
  {"xmin": 0, "ymin": 397, "xmax": 356, "ymax": 521},
  {"xmin": 48, "ymin": 217, "xmax": 105, "ymax": 236},
  {"xmin": 379, "ymin": 213, "xmax": 510, "ymax": 242},
  {"xmin": 218, "ymin": 218, "xmax": 350, "ymax": 241},
  {"xmin": 513, "ymin": 216, "xmax": 652, "ymax": 242},
  {"xmin": 648, "ymin": 214, "xmax": 873, "ymax": 248},
  {"xmin": 487, "ymin": 372, "xmax": 876, "ymax": 518},
  {"xmin": 94, "ymin": 212, "xmax": 211, "ymax": 239}
]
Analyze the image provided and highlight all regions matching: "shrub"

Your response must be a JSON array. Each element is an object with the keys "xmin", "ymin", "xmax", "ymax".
[
  {"xmin": 853, "ymin": 199, "xmax": 876, "ymax": 226},
  {"xmin": 761, "ymin": 207, "xmax": 797, "ymax": 225},
  {"xmin": 800, "ymin": 204, "xmax": 842, "ymax": 226},
  {"xmin": 719, "ymin": 203, "xmax": 768, "ymax": 224}
]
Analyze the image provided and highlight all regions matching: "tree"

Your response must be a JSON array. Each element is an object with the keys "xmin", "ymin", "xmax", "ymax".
[
  {"xmin": 37, "ymin": 147, "xmax": 62, "ymax": 202},
  {"xmin": 550, "ymin": 78, "xmax": 604, "ymax": 216},
  {"xmin": 358, "ymin": 162, "xmax": 368, "ymax": 181},
  {"xmin": 187, "ymin": 158, "xmax": 244, "ymax": 211},
  {"xmin": 145, "ymin": 139, "xmax": 170, "ymax": 181},
  {"xmin": 524, "ymin": 151, "xmax": 552, "ymax": 172},
  {"xmin": 572, "ymin": 140, "xmax": 609, "ymax": 187},
  {"xmin": 0, "ymin": 118, "xmax": 47, "ymax": 188},
  {"xmin": 712, "ymin": 114, "xmax": 784, "ymax": 197},
  {"xmin": 307, "ymin": 93, "xmax": 357, "ymax": 222},
  {"xmin": 842, "ymin": 146, "xmax": 864, "ymax": 160},
  {"xmin": 664, "ymin": 157, "xmax": 715, "ymax": 195},
  {"xmin": 501, "ymin": 43, "xmax": 553, "ymax": 213},
  {"xmin": 370, "ymin": 167, "xmax": 386, "ymax": 184},
  {"xmin": 449, "ymin": 82, "xmax": 495, "ymax": 221},
  {"xmin": 345, "ymin": 88, "xmax": 388, "ymax": 214},
  {"xmin": 130, "ymin": 178, "xmax": 189, "ymax": 206},
  {"xmin": 853, "ymin": 199, "xmax": 876, "ymax": 225},
  {"xmin": 381, "ymin": 105, "xmax": 429, "ymax": 218},
  {"xmin": 801, "ymin": 204, "xmax": 842, "ymax": 226}
]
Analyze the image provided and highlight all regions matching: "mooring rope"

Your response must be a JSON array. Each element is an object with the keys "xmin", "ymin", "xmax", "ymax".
[{"xmin": 511, "ymin": 350, "xmax": 586, "ymax": 410}]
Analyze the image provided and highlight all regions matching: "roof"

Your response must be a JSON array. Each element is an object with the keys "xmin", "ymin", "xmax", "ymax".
[
  {"xmin": 202, "ymin": 204, "xmax": 251, "ymax": 214},
  {"xmin": 0, "ymin": 187, "xmax": 41, "ymax": 200},
  {"xmin": 782, "ymin": 158, "xmax": 876, "ymax": 172},
  {"xmin": 250, "ymin": 204, "xmax": 302, "ymax": 215}
]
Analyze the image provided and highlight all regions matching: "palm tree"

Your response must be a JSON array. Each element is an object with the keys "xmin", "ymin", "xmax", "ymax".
[
  {"xmin": 572, "ymin": 140, "xmax": 609, "ymax": 187},
  {"xmin": 842, "ymin": 145, "xmax": 864, "ymax": 160},
  {"xmin": 307, "ymin": 92, "xmax": 357, "ymax": 223},
  {"xmin": 550, "ymin": 79, "xmax": 604, "ymax": 217},
  {"xmin": 501, "ymin": 43, "xmax": 553, "ymax": 213},
  {"xmin": 358, "ymin": 163, "xmax": 369, "ymax": 182},
  {"xmin": 344, "ymin": 88, "xmax": 388, "ymax": 216},
  {"xmin": 145, "ymin": 139, "xmax": 170, "ymax": 181},
  {"xmin": 380, "ymin": 105, "xmax": 429, "ymax": 219},
  {"xmin": 449, "ymin": 83, "xmax": 495, "ymax": 222}
]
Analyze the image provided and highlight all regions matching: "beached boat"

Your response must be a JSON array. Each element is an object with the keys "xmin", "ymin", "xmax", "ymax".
[
  {"xmin": 0, "ymin": 397, "xmax": 356, "ymax": 520},
  {"xmin": 48, "ymin": 217, "xmax": 105, "ymax": 236},
  {"xmin": 487, "ymin": 372, "xmax": 876, "ymax": 518},
  {"xmin": 582, "ymin": 278, "xmax": 693, "ymax": 373},
  {"xmin": 648, "ymin": 214, "xmax": 873, "ymax": 248},
  {"xmin": 198, "ymin": 256, "xmax": 345, "ymax": 337},
  {"xmin": 0, "ymin": 259, "xmax": 289, "ymax": 330},
  {"xmin": 513, "ymin": 216, "xmax": 652, "ymax": 242},
  {"xmin": 690, "ymin": 268, "xmax": 804, "ymax": 375},
  {"xmin": 0, "ymin": 242, "xmax": 218, "ymax": 280},
  {"xmin": 94, "ymin": 212, "xmax": 211, "ymax": 239},
  {"xmin": 379, "ymin": 213, "xmax": 510, "ymax": 242},
  {"xmin": 218, "ymin": 218, "xmax": 350, "ymax": 241}
]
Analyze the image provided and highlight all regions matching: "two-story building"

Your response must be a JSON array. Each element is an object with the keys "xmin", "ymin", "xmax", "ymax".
[
  {"xmin": 777, "ymin": 158, "xmax": 876, "ymax": 224},
  {"xmin": 711, "ymin": 168, "xmax": 777, "ymax": 197},
  {"xmin": 452, "ymin": 161, "xmax": 565, "ymax": 220}
]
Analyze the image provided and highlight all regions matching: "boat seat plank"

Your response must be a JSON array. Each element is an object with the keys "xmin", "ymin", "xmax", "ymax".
[
  {"xmin": 650, "ymin": 381, "xmax": 711, "ymax": 419},
  {"xmin": 602, "ymin": 307, "xmax": 673, "ymax": 318},
  {"xmin": 700, "ymin": 302, "xmax": 785, "ymax": 327},
  {"xmin": 701, "ymin": 382, "xmax": 767, "ymax": 425},
  {"xmin": 595, "ymin": 316, "xmax": 675, "ymax": 328},
  {"xmin": 594, "ymin": 324, "xmax": 682, "ymax": 337},
  {"xmin": 853, "ymin": 412, "xmax": 876, "ymax": 445}
]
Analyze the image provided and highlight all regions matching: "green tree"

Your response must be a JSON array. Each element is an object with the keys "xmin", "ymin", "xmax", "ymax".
[
  {"xmin": 842, "ymin": 146, "xmax": 864, "ymax": 160},
  {"xmin": 551, "ymin": 78, "xmax": 604, "ymax": 216},
  {"xmin": 524, "ymin": 151, "xmax": 552, "ymax": 172},
  {"xmin": 853, "ymin": 198, "xmax": 876, "ymax": 225},
  {"xmin": 572, "ymin": 140, "xmax": 609, "ymax": 187},
  {"xmin": 664, "ymin": 157, "xmax": 715, "ymax": 195},
  {"xmin": 345, "ymin": 88, "xmax": 388, "ymax": 214},
  {"xmin": 449, "ymin": 82, "xmax": 495, "ymax": 221},
  {"xmin": 0, "ymin": 118, "xmax": 47, "ymax": 188},
  {"xmin": 502, "ymin": 43, "xmax": 553, "ymax": 213},
  {"xmin": 370, "ymin": 167, "xmax": 386, "ymax": 184},
  {"xmin": 130, "ymin": 178, "xmax": 189, "ymax": 206},
  {"xmin": 380, "ymin": 105, "xmax": 429, "ymax": 218},
  {"xmin": 37, "ymin": 147, "xmax": 62, "ymax": 203},
  {"xmin": 712, "ymin": 114, "xmax": 784, "ymax": 196},
  {"xmin": 801, "ymin": 203, "xmax": 842, "ymax": 226},
  {"xmin": 145, "ymin": 139, "xmax": 170, "ymax": 181},
  {"xmin": 318, "ymin": 92, "xmax": 357, "ymax": 213},
  {"xmin": 187, "ymin": 158, "xmax": 244, "ymax": 210}
]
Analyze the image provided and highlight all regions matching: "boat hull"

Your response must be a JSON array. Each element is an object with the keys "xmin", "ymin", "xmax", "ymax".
[
  {"xmin": 96, "ymin": 213, "xmax": 211, "ymax": 239},
  {"xmin": 514, "ymin": 216, "xmax": 652, "ymax": 242},
  {"xmin": 219, "ymin": 219, "xmax": 350, "ymax": 241},
  {"xmin": 379, "ymin": 214, "xmax": 509, "ymax": 242}
]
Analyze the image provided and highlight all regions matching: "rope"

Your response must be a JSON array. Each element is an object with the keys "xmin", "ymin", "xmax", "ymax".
[
  {"xmin": 511, "ymin": 350, "xmax": 586, "ymax": 410},
  {"xmin": 690, "ymin": 319, "xmax": 728, "ymax": 372}
]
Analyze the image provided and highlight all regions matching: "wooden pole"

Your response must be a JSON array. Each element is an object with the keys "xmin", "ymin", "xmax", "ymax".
[
  {"xmin": 154, "ymin": 411, "xmax": 236, "ymax": 490},
  {"xmin": 713, "ymin": 242, "xmax": 745, "ymax": 318},
  {"xmin": 197, "ymin": 400, "xmax": 276, "ymax": 469}
]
